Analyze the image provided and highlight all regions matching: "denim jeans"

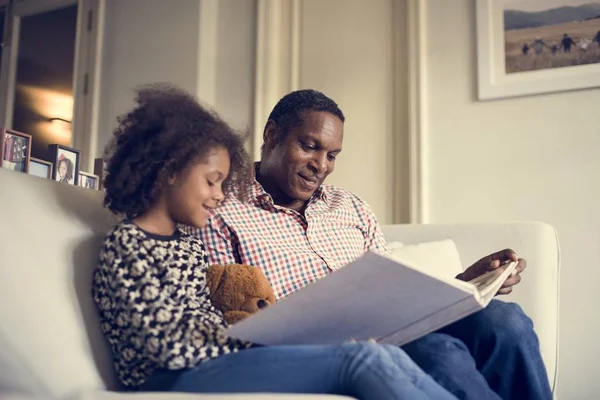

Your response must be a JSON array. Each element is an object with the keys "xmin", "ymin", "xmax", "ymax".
[
  {"xmin": 140, "ymin": 342, "xmax": 457, "ymax": 400},
  {"xmin": 401, "ymin": 300, "xmax": 553, "ymax": 400}
]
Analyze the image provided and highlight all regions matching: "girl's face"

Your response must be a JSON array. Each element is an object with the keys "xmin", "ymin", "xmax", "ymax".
[
  {"xmin": 58, "ymin": 160, "xmax": 68, "ymax": 178},
  {"xmin": 166, "ymin": 146, "xmax": 230, "ymax": 228}
]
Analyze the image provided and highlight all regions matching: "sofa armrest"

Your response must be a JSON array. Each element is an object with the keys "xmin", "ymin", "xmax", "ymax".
[{"xmin": 381, "ymin": 221, "xmax": 560, "ymax": 394}]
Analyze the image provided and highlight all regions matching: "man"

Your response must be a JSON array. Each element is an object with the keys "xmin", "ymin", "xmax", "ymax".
[
  {"xmin": 195, "ymin": 89, "xmax": 552, "ymax": 400},
  {"xmin": 561, "ymin": 33, "xmax": 576, "ymax": 53}
]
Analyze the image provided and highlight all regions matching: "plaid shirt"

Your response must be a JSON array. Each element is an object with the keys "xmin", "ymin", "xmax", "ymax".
[{"xmin": 189, "ymin": 171, "xmax": 387, "ymax": 300}]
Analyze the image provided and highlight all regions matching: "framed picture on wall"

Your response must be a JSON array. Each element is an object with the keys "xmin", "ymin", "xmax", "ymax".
[
  {"xmin": 78, "ymin": 171, "xmax": 100, "ymax": 190},
  {"xmin": 48, "ymin": 144, "xmax": 80, "ymax": 185},
  {"xmin": 28, "ymin": 157, "xmax": 53, "ymax": 179},
  {"xmin": 476, "ymin": 0, "xmax": 600, "ymax": 100},
  {"xmin": 1, "ymin": 129, "xmax": 32, "ymax": 173}
]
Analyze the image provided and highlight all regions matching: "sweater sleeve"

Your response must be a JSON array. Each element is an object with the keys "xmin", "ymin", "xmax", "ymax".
[{"xmin": 93, "ymin": 235, "xmax": 249, "ymax": 370}]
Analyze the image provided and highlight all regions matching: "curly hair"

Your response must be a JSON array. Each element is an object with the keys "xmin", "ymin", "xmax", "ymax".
[
  {"xmin": 265, "ymin": 89, "xmax": 345, "ymax": 148},
  {"xmin": 103, "ymin": 83, "xmax": 251, "ymax": 219}
]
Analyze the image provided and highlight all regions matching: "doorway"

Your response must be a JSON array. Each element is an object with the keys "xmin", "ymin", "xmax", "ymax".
[{"xmin": 0, "ymin": 0, "xmax": 99, "ymax": 164}]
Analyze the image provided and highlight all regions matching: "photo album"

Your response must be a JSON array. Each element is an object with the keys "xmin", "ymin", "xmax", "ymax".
[{"xmin": 227, "ymin": 251, "xmax": 518, "ymax": 346}]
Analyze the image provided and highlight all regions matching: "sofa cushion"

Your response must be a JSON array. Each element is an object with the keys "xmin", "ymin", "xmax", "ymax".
[
  {"xmin": 0, "ymin": 169, "xmax": 120, "ymax": 397},
  {"xmin": 386, "ymin": 239, "xmax": 464, "ymax": 280}
]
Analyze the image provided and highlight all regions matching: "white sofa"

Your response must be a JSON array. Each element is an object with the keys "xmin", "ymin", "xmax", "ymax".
[{"xmin": 0, "ymin": 167, "xmax": 559, "ymax": 399}]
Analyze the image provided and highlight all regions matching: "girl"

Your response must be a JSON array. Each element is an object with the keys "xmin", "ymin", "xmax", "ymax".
[
  {"xmin": 56, "ymin": 155, "xmax": 74, "ymax": 184},
  {"xmin": 92, "ymin": 84, "xmax": 457, "ymax": 400}
]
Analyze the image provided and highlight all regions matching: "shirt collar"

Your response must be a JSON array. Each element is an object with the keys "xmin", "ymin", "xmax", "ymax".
[{"xmin": 250, "ymin": 162, "xmax": 328, "ymax": 205}]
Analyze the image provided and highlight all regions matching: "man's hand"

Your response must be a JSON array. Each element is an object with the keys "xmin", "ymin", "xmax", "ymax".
[{"xmin": 456, "ymin": 249, "xmax": 527, "ymax": 295}]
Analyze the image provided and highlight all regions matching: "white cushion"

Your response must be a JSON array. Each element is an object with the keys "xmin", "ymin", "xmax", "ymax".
[
  {"xmin": 0, "ymin": 168, "xmax": 120, "ymax": 398},
  {"xmin": 386, "ymin": 239, "xmax": 464, "ymax": 280}
]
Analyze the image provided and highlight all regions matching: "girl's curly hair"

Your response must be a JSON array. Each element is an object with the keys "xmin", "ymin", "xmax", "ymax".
[{"xmin": 103, "ymin": 83, "xmax": 251, "ymax": 219}]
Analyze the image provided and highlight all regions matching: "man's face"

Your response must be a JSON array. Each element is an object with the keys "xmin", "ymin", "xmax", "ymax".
[{"xmin": 262, "ymin": 111, "xmax": 343, "ymax": 204}]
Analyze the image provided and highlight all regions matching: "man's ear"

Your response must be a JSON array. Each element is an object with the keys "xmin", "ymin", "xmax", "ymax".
[{"xmin": 262, "ymin": 120, "xmax": 279, "ymax": 152}]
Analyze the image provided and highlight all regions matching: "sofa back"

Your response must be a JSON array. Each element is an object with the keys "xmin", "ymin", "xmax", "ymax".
[
  {"xmin": 0, "ymin": 167, "xmax": 559, "ymax": 397},
  {"xmin": 0, "ymin": 168, "xmax": 120, "ymax": 398}
]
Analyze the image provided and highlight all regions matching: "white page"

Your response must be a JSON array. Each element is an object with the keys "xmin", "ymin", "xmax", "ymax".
[
  {"xmin": 478, "ymin": 261, "xmax": 518, "ymax": 304},
  {"xmin": 227, "ymin": 251, "xmax": 479, "ymax": 346}
]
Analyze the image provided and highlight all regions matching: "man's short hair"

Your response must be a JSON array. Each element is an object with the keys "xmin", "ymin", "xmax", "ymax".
[{"xmin": 265, "ymin": 89, "xmax": 345, "ymax": 145}]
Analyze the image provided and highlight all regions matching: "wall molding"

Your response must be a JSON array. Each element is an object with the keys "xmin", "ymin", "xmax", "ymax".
[
  {"xmin": 73, "ymin": 0, "xmax": 104, "ymax": 172},
  {"xmin": 252, "ymin": 0, "xmax": 426, "ymax": 223},
  {"xmin": 252, "ymin": 0, "xmax": 301, "ymax": 161},
  {"xmin": 405, "ymin": 0, "xmax": 428, "ymax": 224},
  {"xmin": 197, "ymin": 0, "xmax": 219, "ymax": 108}
]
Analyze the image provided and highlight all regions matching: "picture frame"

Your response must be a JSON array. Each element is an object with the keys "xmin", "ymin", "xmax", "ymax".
[
  {"xmin": 48, "ymin": 144, "xmax": 80, "ymax": 185},
  {"xmin": 78, "ymin": 171, "xmax": 100, "ymax": 190},
  {"xmin": 1, "ymin": 128, "xmax": 32, "ymax": 173},
  {"xmin": 28, "ymin": 157, "xmax": 53, "ymax": 179},
  {"xmin": 476, "ymin": 0, "xmax": 600, "ymax": 100}
]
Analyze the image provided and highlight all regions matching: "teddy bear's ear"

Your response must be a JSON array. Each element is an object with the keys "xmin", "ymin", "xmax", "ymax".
[{"xmin": 206, "ymin": 265, "xmax": 225, "ymax": 295}]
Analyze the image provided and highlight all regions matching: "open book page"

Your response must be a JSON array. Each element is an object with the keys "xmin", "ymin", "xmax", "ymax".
[
  {"xmin": 468, "ymin": 261, "xmax": 519, "ymax": 304},
  {"xmin": 377, "ymin": 250, "xmax": 478, "ymax": 295},
  {"xmin": 227, "ymin": 251, "xmax": 483, "ymax": 346}
]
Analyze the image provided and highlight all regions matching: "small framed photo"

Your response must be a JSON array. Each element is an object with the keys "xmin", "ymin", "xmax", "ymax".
[
  {"xmin": 28, "ymin": 157, "xmax": 53, "ymax": 179},
  {"xmin": 48, "ymin": 144, "xmax": 80, "ymax": 185},
  {"xmin": 1, "ymin": 128, "xmax": 32, "ymax": 173},
  {"xmin": 78, "ymin": 171, "xmax": 99, "ymax": 190}
]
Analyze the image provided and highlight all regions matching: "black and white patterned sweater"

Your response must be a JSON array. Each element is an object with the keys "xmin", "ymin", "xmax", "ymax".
[{"xmin": 92, "ymin": 221, "xmax": 250, "ymax": 388}]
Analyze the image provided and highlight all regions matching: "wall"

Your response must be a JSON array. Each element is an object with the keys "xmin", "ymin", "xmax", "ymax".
[
  {"xmin": 96, "ymin": 0, "xmax": 255, "ymax": 156},
  {"xmin": 97, "ymin": 0, "xmax": 200, "ymax": 151},
  {"xmin": 298, "ymin": 0, "xmax": 396, "ymax": 224},
  {"xmin": 424, "ymin": 1, "xmax": 600, "ymax": 398},
  {"xmin": 212, "ymin": 0, "xmax": 256, "ymax": 132}
]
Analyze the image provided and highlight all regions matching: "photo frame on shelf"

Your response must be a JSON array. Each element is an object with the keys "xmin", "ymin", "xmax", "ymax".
[
  {"xmin": 1, "ymin": 128, "xmax": 32, "ymax": 173},
  {"xmin": 48, "ymin": 144, "xmax": 80, "ymax": 185},
  {"xmin": 78, "ymin": 171, "xmax": 100, "ymax": 190},
  {"xmin": 476, "ymin": 0, "xmax": 600, "ymax": 100},
  {"xmin": 28, "ymin": 157, "xmax": 53, "ymax": 179}
]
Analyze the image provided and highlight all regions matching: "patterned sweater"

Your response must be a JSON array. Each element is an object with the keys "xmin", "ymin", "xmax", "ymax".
[{"xmin": 92, "ymin": 221, "xmax": 250, "ymax": 388}]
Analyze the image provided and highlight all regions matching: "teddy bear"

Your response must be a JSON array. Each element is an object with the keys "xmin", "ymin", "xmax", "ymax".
[{"xmin": 206, "ymin": 264, "xmax": 276, "ymax": 324}]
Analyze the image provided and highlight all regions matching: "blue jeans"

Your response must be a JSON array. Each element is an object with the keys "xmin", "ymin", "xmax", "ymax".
[
  {"xmin": 401, "ymin": 300, "xmax": 552, "ymax": 400},
  {"xmin": 140, "ymin": 342, "xmax": 457, "ymax": 399}
]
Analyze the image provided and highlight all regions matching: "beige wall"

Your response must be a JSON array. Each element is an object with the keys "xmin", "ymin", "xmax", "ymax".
[
  {"xmin": 96, "ymin": 0, "xmax": 396, "ymax": 223},
  {"xmin": 97, "ymin": 0, "xmax": 200, "ymax": 151},
  {"xmin": 97, "ymin": 0, "xmax": 256, "ymax": 156},
  {"xmin": 424, "ymin": 1, "xmax": 600, "ymax": 398},
  {"xmin": 297, "ymin": 0, "xmax": 396, "ymax": 224}
]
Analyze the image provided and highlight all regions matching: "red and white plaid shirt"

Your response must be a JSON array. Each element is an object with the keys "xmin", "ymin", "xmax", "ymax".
[{"xmin": 189, "ymin": 169, "xmax": 387, "ymax": 300}]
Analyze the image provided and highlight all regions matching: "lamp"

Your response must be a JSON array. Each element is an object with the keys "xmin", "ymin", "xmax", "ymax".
[{"xmin": 48, "ymin": 117, "xmax": 72, "ymax": 124}]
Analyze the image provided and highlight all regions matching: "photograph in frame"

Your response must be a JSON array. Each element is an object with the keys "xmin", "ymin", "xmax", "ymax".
[
  {"xmin": 504, "ymin": 0, "xmax": 600, "ymax": 74},
  {"xmin": 48, "ymin": 144, "xmax": 80, "ymax": 185},
  {"xmin": 78, "ymin": 171, "xmax": 100, "ymax": 190},
  {"xmin": 28, "ymin": 157, "xmax": 53, "ymax": 179},
  {"xmin": 1, "ymin": 129, "xmax": 32, "ymax": 173},
  {"xmin": 476, "ymin": 0, "xmax": 600, "ymax": 100}
]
